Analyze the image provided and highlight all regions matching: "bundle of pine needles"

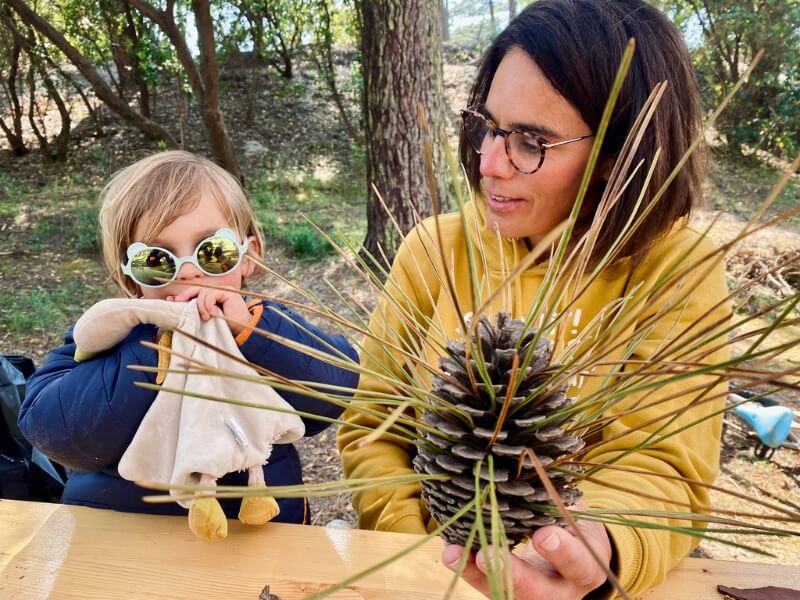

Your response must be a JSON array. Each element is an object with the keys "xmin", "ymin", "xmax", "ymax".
[{"xmin": 136, "ymin": 44, "xmax": 800, "ymax": 599}]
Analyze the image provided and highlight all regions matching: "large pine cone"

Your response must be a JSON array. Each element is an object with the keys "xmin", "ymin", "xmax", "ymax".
[{"xmin": 413, "ymin": 312, "xmax": 584, "ymax": 549}]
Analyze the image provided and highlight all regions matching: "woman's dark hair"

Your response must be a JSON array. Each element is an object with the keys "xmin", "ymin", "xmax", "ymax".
[{"xmin": 460, "ymin": 0, "xmax": 705, "ymax": 267}]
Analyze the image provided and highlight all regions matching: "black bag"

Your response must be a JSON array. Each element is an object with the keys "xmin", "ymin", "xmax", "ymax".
[{"xmin": 1, "ymin": 354, "xmax": 67, "ymax": 502}]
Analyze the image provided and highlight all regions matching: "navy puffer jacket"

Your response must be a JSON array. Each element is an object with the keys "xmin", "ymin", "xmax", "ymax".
[{"xmin": 18, "ymin": 300, "xmax": 359, "ymax": 523}]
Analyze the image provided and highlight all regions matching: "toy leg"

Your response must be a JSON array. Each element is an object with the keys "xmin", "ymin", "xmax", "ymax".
[
  {"xmin": 188, "ymin": 473, "xmax": 228, "ymax": 541},
  {"xmin": 238, "ymin": 466, "xmax": 280, "ymax": 525}
]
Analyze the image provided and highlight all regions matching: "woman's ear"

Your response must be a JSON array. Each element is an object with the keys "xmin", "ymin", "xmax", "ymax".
[{"xmin": 601, "ymin": 156, "xmax": 616, "ymax": 181}]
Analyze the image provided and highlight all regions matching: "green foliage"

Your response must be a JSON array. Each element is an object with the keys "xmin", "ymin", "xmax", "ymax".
[
  {"xmin": 225, "ymin": 0, "xmax": 318, "ymax": 78},
  {"xmin": 90, "ymin": 144, "xmax": 111, "ymax": 176},
  {"xmin": 658, "ymin": 0, "xmax": 800, "ymax": 158},
  {"xmin": 264, "ymin": 217, "xmax": 335, "ymax": 259}
]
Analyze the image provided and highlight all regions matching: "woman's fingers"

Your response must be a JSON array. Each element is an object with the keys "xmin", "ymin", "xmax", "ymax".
[
  {"xmin": 531, "ymin": 522, "xmax": 611, "ymax": 589},
  {"xmin": 442, "ymin": 545, "xmax": 492, "ymax": 597},
  {"xmin": 441, "ymin": 520, "xmax": 612, "ymax": 600}
]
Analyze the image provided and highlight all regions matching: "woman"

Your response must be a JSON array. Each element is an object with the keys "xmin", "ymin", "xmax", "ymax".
[{"xmin": 339, "ymin": 1, "xmax": 729, "ymax": 598}]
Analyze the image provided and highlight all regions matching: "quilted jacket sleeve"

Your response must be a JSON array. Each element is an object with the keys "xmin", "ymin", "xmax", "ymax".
[
  {"xmin": 18, "ymin": 324, "xmax": 160, "ymax": 472},
  {"xmin": 238, "ymin": 300, "xmax": 359, "ymax": 436}
]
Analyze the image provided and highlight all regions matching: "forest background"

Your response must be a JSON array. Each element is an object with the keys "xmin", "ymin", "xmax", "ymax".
[{"xmin": 0, "ymin": 0, "xmax": 798, "ymax": 565}]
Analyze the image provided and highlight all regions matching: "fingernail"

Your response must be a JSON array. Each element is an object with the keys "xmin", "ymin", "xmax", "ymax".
[
  {"xmin": 442, "ymin": 544, "xmax": 461, "ymax": 567},
  {"xmin": 540, "ymin": 531, "xmax": 561, "ymax": 552}
]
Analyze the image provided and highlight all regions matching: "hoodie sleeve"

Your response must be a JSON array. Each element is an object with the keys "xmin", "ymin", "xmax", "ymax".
[
  {"xmin": 238, "ymin": 300, "xmax": 359, "ymax": 436},
  {"xmin": 18, "ymin": 324, "xmax": 160, "ymax": 472}
]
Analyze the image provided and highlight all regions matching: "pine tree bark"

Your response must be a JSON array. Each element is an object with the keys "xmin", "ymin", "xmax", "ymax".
[
  {"xmin": 358, "ymin": 0, "xmax": 446, "ymax": 267},
  {"xmin": 440, "ymin": 0, "xmax": 449, "ymax": 42}
]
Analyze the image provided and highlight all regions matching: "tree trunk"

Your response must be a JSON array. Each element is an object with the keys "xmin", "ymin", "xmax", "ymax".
[
  {"xmin": 508, "ymin": 0, "xmax": 517, "ymax": 20},
  {"xmin": 0, "ymin": 16, "xmax": 28, "ymax": 156},
  {"xmin": 123, "ymin": 4, "xmax": 152, "ymax": 118},
  {"xmin": 440, "ymin": 0, "xmax": 449, "ymax": 42},
  {"xmin": 6, "ymin": 0, "xmax": 176, "ymax": 146},
  {"xmin": 312, "ymin": 0, "xmax": 360, "ymax": 143},
  {"xmin": 358, "ymin": 0, "xmax": 446, "ymax": 267},
  {"xmin": 192, "ymin": 0, "xmax": 241, "ymax": 181},
  {"xmin": 126, "ymin": 0, "xmax": 240, "ymax": 179},
  {"xmin": 38, "ymin": 59, "xmax": 71, "ymax": 161},
  {"xmin": 26, "ymin": 64, "xmax": 52, "ymax": 159}
]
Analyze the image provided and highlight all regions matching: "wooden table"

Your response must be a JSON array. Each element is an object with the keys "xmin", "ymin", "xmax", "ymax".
[{"xmin": 1, "ymin": 499, "xmax": 798, "ymax": 599}]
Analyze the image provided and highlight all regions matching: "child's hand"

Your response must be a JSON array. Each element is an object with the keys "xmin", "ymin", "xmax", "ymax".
[{"xmin": 170, "ymin": 288, "xmax": 253, "ymax": 336}]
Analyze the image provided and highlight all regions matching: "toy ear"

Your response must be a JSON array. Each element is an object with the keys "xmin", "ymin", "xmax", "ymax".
[{"xmin": 73, "ymin": 298, "xmax": 187, "ymax": 360}]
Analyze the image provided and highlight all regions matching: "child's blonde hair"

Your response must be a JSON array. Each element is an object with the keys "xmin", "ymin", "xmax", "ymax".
[{"xmin": 99, "ymin": 150, "xmax": 265, "ymax": 297}]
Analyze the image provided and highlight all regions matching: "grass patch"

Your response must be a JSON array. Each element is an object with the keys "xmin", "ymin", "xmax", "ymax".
[
  {"xmin": 0, "ymin": 174, "xmax": 31, "ymax": 221},
  {"xmin": 0, "ymin": 277, "xmax": 106, "ymax": 335},
  {"xmin": 265, "ymin": 218, "xmax": 336, "ymax": 260},
  {"xmin": 250, "ymin": 145, "xmax": 366, "ymax": 258},
  {"xmin": 29, "ymin": 201, "xmax": 99, "ymax": 254},
  {"xmin": 707, "ymin": 155, "xmax": 800, "ymax": 226}
]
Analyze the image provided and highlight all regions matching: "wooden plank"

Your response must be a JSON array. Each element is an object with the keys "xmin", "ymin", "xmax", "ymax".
[
  {"xmin": 0, "ymin": 500, "xmax": 481, "ymax": 599},
  {"xmin": 644, "ymin": 557, "xmax": 800, "ymax": 600},
  {"xmin": 0, "ymin": 500, "xmax": 58, "ymax": 572},
  {"xmin": 1, "ymin": 500, "xmax": 798, "ymax": 599}
]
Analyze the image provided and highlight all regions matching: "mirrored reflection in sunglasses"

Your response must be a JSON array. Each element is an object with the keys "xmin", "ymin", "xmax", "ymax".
[{"xmin": 123, "ymin": 229, "xmax": 247, "ymax": 288}]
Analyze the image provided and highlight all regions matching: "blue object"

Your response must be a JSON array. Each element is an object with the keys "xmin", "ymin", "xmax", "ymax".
[{"xmin": 733, "ymin": 400, "xmax": 793, "ymax": 449}]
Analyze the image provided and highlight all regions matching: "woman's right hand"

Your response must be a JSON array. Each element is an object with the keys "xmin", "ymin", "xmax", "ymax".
[{"xmin": 442, "ymin": 510, "xmax": 612, "ymax": 599}]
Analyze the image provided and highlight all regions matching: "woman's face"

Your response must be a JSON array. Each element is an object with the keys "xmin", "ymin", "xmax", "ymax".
[{"xmin": 480, "ymin": 47, "xmax": 597, "ymax": 244}]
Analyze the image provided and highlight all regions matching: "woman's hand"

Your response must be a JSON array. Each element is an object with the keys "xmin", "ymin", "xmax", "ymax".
[
  {"xmin": 170, "ymin": 288, "xmax": 252, "ymax": 335},
  {"xmin": 442, "ymin": 512, "xmax": 612, "ymax": 599}
]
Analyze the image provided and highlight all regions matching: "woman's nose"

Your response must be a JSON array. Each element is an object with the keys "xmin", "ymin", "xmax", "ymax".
[{"xmin": 479, "ymin": 136, "xmax": 515, "ymax": 180}]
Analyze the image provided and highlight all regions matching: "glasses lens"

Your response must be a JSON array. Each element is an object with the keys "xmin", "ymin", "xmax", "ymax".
[
  {"xmin": 129, "ymin": 248, "xmax": 176, "ymax": 286},
  {"xmin": 508, "ymin": 131, "xmax": 544, "ymax": 173},
  {"xmin": 463, "ymin": 112, "xmax": 491, "ymax": 154},
  {"xmin": 195, "ymin": 236, "xmax": 240, "ymax": 275}
]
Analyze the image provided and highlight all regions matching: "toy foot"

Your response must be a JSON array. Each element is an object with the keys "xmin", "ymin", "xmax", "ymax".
[
  {"xmin": 188, "ymin": 497, "xmax": 228, "ymax": 540},
  {"xmin": 238, "ymin": 483, "xmax": 280, "ymax": 525}
]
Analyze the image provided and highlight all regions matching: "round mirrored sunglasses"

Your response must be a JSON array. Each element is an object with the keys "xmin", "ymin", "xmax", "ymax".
[{"xmin": 121, "ymin": 228, "xmax": 249, "ymax": 288}]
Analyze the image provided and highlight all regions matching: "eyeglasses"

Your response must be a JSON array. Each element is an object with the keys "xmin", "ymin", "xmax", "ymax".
[
  {"xmin": 121, "ymin": 228, "xmax": 249, "ymax": 288},
  {"xmin": 461, "ymin": 106, "xmax": 593, "ymax": 175}
]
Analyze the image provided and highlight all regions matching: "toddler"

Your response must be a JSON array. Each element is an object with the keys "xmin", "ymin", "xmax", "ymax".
[{"xmin": 19, "ymin": 150, "xmax": 359, "ymax": 526}]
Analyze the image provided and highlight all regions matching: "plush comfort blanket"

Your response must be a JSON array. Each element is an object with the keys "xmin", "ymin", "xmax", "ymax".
[{"xmin": 73, "ymin": 298, "xmax": 305, "ymax": 507}]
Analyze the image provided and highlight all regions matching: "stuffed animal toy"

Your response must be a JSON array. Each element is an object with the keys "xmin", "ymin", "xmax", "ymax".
[{"xmin": 72, "ymin": 298, "xmax": 305, "ymax": 540}]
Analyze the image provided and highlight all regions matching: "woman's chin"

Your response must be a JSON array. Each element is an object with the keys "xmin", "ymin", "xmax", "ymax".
[{"xmin": 487, "ymin": 214, "xmax": 530, "ymax": 241}]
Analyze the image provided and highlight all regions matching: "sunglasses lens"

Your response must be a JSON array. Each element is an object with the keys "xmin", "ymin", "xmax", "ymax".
[
  {"xmin": 195, "ymin": 236, "xmax": 241, "ymax": 275},
  {"xmin": 129, "ymin": 248, "xmax": 176, "ymax": 286}
]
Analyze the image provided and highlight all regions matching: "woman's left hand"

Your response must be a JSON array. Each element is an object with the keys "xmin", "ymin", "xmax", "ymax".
[{"xmin": 442, "ymin": 512, "xmax": 612, "ymax": 600}]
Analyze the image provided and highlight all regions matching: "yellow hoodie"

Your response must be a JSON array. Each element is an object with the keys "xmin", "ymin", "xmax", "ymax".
[{"xmin": 338, "ymin": 201, "xmax": 730, "ymax": 597}]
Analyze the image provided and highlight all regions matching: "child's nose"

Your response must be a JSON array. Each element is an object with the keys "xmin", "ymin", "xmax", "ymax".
[{"xmin": 176, "ymin": 260, "xmax": 204, "ymax": 280}]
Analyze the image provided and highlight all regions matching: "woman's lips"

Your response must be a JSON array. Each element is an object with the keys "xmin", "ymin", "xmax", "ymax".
[{"xmin": 487, "ymin": 192, "xmax": 526, "ymax": 213}]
